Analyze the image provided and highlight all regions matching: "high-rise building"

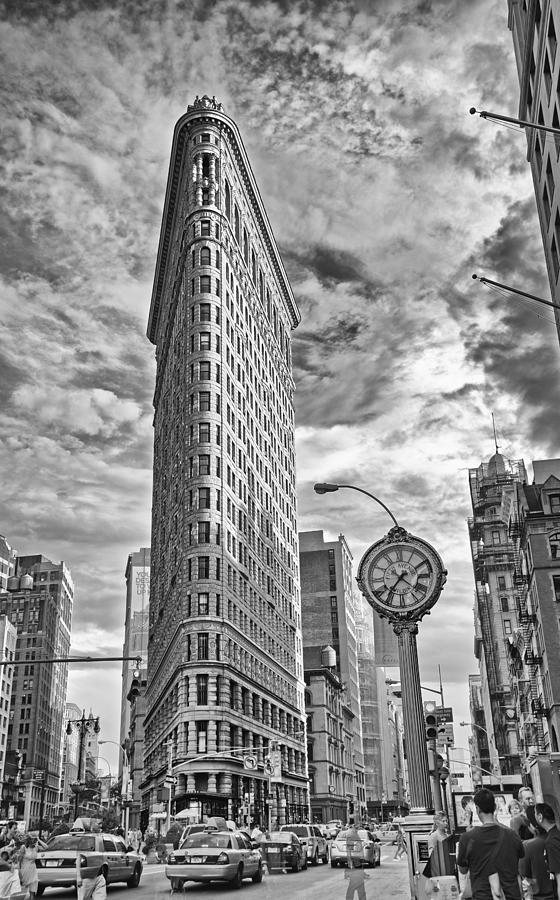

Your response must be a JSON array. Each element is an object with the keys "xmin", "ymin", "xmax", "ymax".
[
  {"xmin": 299, "ymin": 530, "xmax": 365, "ymax": 819},
  {"xmin": 507, "ymin": 460, "xmax": 560, "ymax": 763},
  {"xmin": 144, "ymin": 95, "xmax": 306, "ymax": 828},
  {"xmin": 354, "ymin": 594, "xmax": 385, "ymax": 818},
  {"xmin": 0, "ymin": 617, "xmax": 17, "ymax": 787},
  {"xmin": 468, "ymin": 450, "xmax": 527, "ymax": 786},
  {"xmin": 0, "ymin": 553, "xmax": 73, "ymax": 827},
  {"xmin": 0, "ymin": 536, "xmax": 16, "ymax": 592},
  {"xmin": 120, "ymin": 548, "xmax": 150, "ymax": 828},
  {"xmin": 507, "ymin": 0, "xmax": 560, "ymax": 341}
]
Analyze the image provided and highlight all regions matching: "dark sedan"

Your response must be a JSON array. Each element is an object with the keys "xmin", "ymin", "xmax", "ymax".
[{"xmin": 259, "ymin": 831, "xmax": 307, "ymax": 873}]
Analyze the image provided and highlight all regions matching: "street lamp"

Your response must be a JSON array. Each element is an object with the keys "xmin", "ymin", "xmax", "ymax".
[
  {"xmin": 99, "ymin": 740, "xmax": 132, "ymax": 836},
  {"xmin": 66, "ymin": 711, "xmax": 100, "ymax": 818},
  {"xmin": 313, "ymin": 483, "xmax": 399, "ymax": 527},
  {"xmin": 460, "ymin": 722, "xmax": 489, "ymax": 737}
]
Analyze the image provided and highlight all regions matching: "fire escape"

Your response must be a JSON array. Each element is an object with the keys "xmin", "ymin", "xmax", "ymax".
[{"xmin": 509, "ymin": 513, "xmax": 546, "ymax": 754}]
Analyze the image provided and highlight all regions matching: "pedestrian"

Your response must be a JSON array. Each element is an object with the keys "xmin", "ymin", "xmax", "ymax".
[
  {"xmin": 18, "ymin": 835, "xmax": 39, "ymax": 899},
  {"xmin": 427, "ymin": 814, "xmax": 452, "ymax": 877},
  {"xmin": 510, "ymin": 788, "xmax": 536, "ymax": 841},
  {"xmin": 457, "ymin": 788, "xmax": 524, "ymax": 900},
  {"xmin": 345, "ymin": 819, "xmax": 369, "ymax": 900},
  {"xmin": 394, "ymin": 824, "xmax": 407, "ymax": 860},
  {"xmin": 77, "ymin": 862, "xmax": 107, "ymax": 900},
  {"xmin": 535, "ymin": 802, "xmax": 560, "ymax": 898},
  {"xmin": 519, "ymin": 805, "xmax": 553, "ymax": 900}
]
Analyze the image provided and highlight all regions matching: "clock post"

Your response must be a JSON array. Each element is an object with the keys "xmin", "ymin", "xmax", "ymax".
[{"xmin": 314, "ymin": 485, "xmax": 447, "ymax": 900}]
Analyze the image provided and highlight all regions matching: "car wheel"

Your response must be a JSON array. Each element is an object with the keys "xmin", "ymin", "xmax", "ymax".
[
  {"xmin": 330, "ymin": 860, "xmax": 337, "ymax": 868},
  {"xmin": 252, "ymin": 862, "xmax": 263, "ymax": 884},
  {"xmin": 302, "ymin": 855, "xmax": 308, "ymax": 870},
  {"xmin": 231, "ymin": 864, "xmax": 243, "ymax": 889},
  {"xmin": 312, "ymin": 850, "xmax": 319, "ymax": 866},
  {"xmin": 170, "ymin": 877, "xmax": 185, "ymax": 892},
  {"xmin": 127, "ymin": 863, "xmax": 142, "ymax": 888},
  {"xmin": 36, "ymin": 888, "xmax": 45, "ymax": 898},
  {"xmin": 292, "ymin": 856, "xmax": 300, "ymax": 873}
]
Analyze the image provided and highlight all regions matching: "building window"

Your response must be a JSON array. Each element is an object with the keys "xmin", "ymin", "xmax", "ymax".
[
  {"xmin": 198, "ymin": 488, "xmax": 211, "ymax": 509},
  {"xmin": 199, "ymin": 423, "xmax": 210, "ymax": 442},
  {"xmin": 199, "ymin": 332, "xmax": 211, "ymax": 350},
  {"xmin": 199, "ymin": 362, "xmax": 211, "ymax": 381},
  {"xmin": 196, "ymin": 675, "xmax": 209, "ymax": 705},
  {"xmin": 504, "ymin": 620, "xmax": 512, "ymax": 635},
  {"xmin": 199, "ymin": 392, "xmax": 211, "ymax": 411},
  {"xmin": 197, "ymin": 558, "xmax": 210, "ymax": 580},
  {"xmin": 196, "ymin": 721, "xmax": 207, "ymax": 753},
  {"xmin": 200, "ymin": 303, "xmax": 211, "ymax": 322},
  {"xmin": 553, "ymin": 575, "xmax": 560, "ymax": 601},
  {"xmin": 225, "ymin": 181, "xmax": 231, "ymax": 219},
  {"xmin": 550, "ymin": 533, "xmax": 560, "ymax": 559},
  {"xmin": 198, "ymin": 455, "xmax": 210, "ymax": 475},
  {"xmin": 330, "ymin": 596, "xmax": 337, "ymax": 608},
  {"xmin": 198, "ymin": 633, "xmax": 209, "ymax": 660},
  {"xmin": 198, "ymin": 522, "xmax": 210, "ymax": 543},
  {"xmin": 200, "ymin": 276, "xmax": 211, "ymax": 293},
  {"xmin": 200, "ymin": 247, "xmax": 211, "ymax": 266},
  {"xmin": 201, "ymin": 220, "xmax": 211, "ymax": 236},
  {"xmin": 500, "ymin": 596, "xmax": 509, "ymax": 612},
  {"xmin": 492, "ymin": 530, "xmax": 501, "ymax": 545},
  {"xmin": 550, "ymin": 495, "xmax": 560, "ymax": 514},
  {"xmin": 498, "ymin": 576, "xmax": 507, "ymax": 590}
]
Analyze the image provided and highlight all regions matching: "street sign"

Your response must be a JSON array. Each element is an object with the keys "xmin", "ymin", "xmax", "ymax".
[
  {"xmin": 164, "ymin": 776, "xmax": 177, "ymax": 786},
  {"xmin": 437, "ymin": 707, "xmax": 454, "ymax": 723},
  {"xmin": 243, "ymin": 755, "xmax": 257, "ymax": 771},
  {"xmin": 33, "ymin": 770, "xmax": 44, "ymax": 781}
]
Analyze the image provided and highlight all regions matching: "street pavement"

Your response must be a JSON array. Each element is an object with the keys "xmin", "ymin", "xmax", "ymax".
[
  {"xmin": 39, "ymin": 845, "xmax": 411, "ymax": 898},
  {"xmin": 118, "ymin": 842, "xmax": 410, "ymax": 898}
]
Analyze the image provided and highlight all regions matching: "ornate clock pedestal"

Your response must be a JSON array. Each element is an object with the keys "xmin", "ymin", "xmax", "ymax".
[
  {"xmin": 357, "ymin": 524, "xmax": 447, "ymax": 900},
  {"xmin": 393, "ymin": 621, "xmax": 432, "ymax": 812}
]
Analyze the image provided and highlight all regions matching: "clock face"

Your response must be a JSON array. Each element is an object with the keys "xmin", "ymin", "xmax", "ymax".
[{"xmin": 357, "ymin": 534, "xmax": 446, "ymax": 620}]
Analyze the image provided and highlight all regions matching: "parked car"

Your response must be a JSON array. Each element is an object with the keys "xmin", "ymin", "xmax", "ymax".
[
  {"xmin": 36, "ymin": 832, "xmax": 143, "ymax": 895},
  {"xmin": 165, "ymin": 829, "xmax": 262, "ymax": 890},
  {"xmin": 280, "ymin": 823, "xmax": 329, "ymax": 865},
  {"xmin": 258, "ymin": 831, "xmax": 307, "ymax": 872},
  {"xmin": 330, "ymin": 828, "xmax": 381, "ymax": 868},
  {"xmin": 326, "ymin": 819, "xmax": 344, "ymax": 839}
]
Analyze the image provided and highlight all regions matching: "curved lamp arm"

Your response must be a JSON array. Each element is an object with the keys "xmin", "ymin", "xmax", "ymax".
[{"xmin": 314, "ymin": 482, "xmax": 399, "ymax": 528}]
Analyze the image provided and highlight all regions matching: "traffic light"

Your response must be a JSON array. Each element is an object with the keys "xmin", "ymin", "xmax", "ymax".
[
  {"xmin": 424, "ymin": 701, "xmax": 438, "ymax": 741},
  {"xmin": 127, "ymin": 669, "xmax": 141, "ymax": 701}
]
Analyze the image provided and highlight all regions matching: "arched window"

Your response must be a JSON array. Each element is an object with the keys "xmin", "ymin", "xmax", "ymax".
[
  {"xmin": 549, "ymin": 532, "xmax": 560, "ymax": 559},
  {"xmin": 200, "ymin": 247, "xmax": 211, "ymax": 266},
  {"xmin": 243, "ymin": 229, "xmax": 249, "ymax": 263}
]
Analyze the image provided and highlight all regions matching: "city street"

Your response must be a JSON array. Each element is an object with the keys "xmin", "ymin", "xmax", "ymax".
[{"xmin": 38, "ymin": 847, "xmax": 410, "ymax": 899}]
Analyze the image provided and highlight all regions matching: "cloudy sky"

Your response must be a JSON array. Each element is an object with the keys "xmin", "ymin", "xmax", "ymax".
[{"xmin": 2, "ymin": 0, "xmax": 559, "ymax": 772}]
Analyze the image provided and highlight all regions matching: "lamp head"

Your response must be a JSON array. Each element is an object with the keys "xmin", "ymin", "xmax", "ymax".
[
  {"xmin": 66, "ymin": 722, "xmax": 73, "ymax": 736},
  {"xmin": 314, "ymin": 483, "xmax": 340, "ymax": 494}
]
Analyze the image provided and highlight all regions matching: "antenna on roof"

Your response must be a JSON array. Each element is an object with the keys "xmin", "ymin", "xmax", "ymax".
[{"xmin": 492, "ymin": 412, "xmax": 500, "ymax": 454}]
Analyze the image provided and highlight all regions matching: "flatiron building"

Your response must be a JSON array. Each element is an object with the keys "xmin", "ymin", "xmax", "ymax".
[{"xmin": 144, "ymin": 96, "xmax": 306, "ymax": 827}]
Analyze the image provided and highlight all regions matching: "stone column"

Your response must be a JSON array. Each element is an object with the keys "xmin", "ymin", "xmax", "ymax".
[{"xmin": 393, "ymin": 620, "xmax": 433, "ymax": 813}]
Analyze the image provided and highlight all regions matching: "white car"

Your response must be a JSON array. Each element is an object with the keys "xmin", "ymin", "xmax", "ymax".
[
  {"xmin": 280, "ymin": 823, "xmax": 329, "ymax": 865},
  {"xmin": 36, "ymin": 832, "xmax": 143, "ymax": 895},
  {"xmin": 330, "ymin": 828, "xmax": 381, "ymax": 868},
  {"xmin": 165, "ymin": 829, "xmax": 262, "ymax": 890}
]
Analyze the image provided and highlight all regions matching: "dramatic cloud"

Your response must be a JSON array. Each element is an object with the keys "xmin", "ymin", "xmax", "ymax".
[{"xmin": 0, "ymin": 0, "xmax": 557, "ymax": 762}]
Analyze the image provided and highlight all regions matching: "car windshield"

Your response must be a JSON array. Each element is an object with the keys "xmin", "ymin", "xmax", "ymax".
[
  {"xmin": 265, "ymin": 833, "xmax": 292, "ymax": 843},
  {"xmin": 46, "ymin": 835, "xmax": 96, "ymax": 851},
  {"xmin": 185, "ymin": 834, "xmax": 232, "ymax": 849},
  {"xmin": 286, "ymin": 826, "xmax": 307, "ymax": 837}
]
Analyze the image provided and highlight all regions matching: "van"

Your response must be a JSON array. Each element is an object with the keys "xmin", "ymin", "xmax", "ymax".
[{"xmin": 279, "ymin": 824, "xmax": 329, "ymax": 865}]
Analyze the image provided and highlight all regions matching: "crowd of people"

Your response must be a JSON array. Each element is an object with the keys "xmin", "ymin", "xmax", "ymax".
[{"xmin": 423, "ymin": 785, "xmax": 560, "ymax": 900}]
